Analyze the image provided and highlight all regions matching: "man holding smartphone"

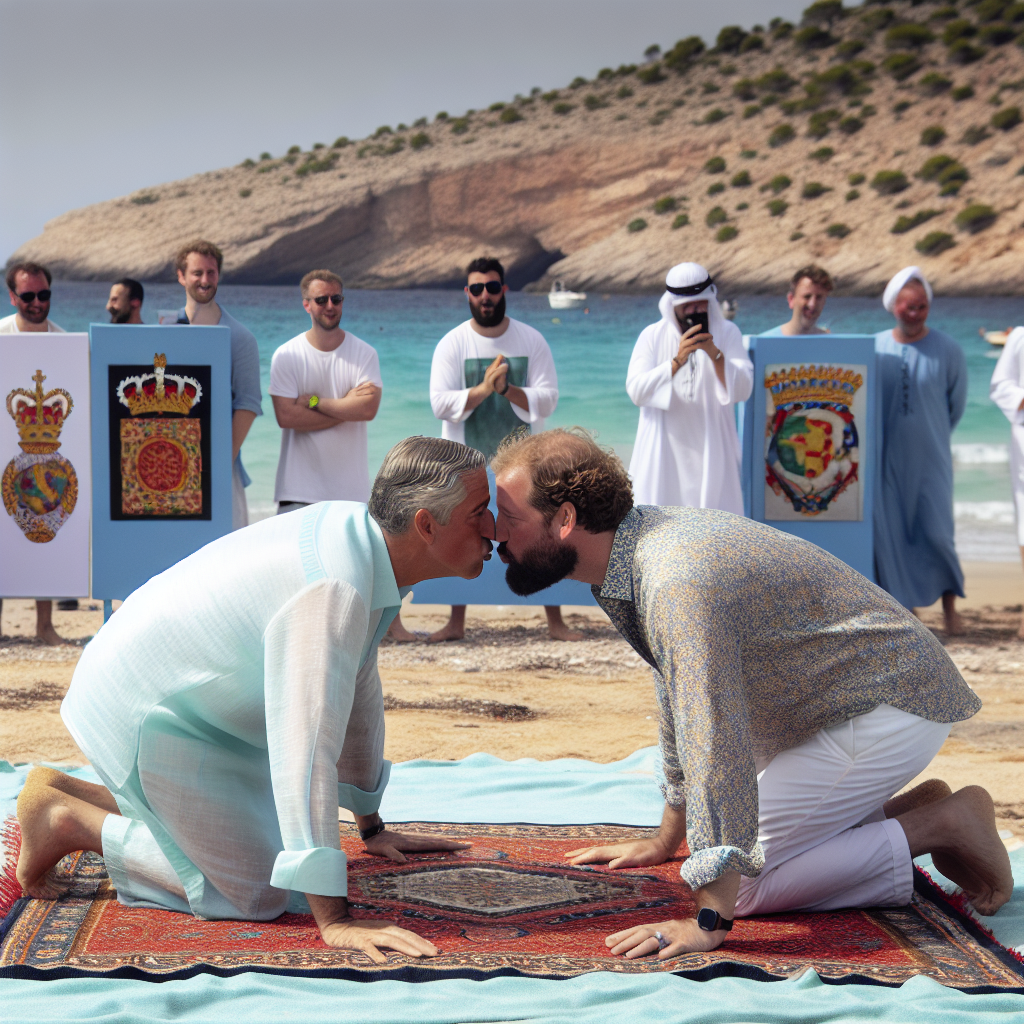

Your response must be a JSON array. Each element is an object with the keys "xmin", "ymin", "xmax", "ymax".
[{"xmin": 626, "ymin": 262, "xmax": 753, "ymax": 512}]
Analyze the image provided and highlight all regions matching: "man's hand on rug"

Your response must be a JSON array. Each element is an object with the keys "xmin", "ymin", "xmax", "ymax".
[
  {"xmin": 564, "ymin": 837, "xmax": 672, "ymax": 869},
  {"xmin": 605, "ymin": 918, "xmax": 726, "ymax": 960},
  {"xmin": 364, "ymin": 829, "xmax": 472, "ymax": 864},
  {"xmin": 319, "ymin": 918, "xmax": 440, "ymax": 963}
]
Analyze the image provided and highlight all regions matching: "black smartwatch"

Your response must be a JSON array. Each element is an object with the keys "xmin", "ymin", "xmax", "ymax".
[
  {"xmin": 359, "ymin": 820, "xmax": 386, "ymax": 841},
  {"xmin": 696, "ymin": 907, "xmax": 734, "ymax": 932}
]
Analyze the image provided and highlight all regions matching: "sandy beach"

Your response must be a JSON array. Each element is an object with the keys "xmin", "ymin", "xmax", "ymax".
[{"xmin": 2, "ymin": 561, "xmax": 1022, "ymax": 842}]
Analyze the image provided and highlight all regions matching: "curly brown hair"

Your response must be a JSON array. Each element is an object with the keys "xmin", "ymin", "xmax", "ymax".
[
  {"xmin": 492, "ymin": 427, "xmax": 633, "ymax": 533},
  {"xmin": 175, "ymin": 239, "xmax": 223, "ymax": 274},
  {"xmin": 789, "ymin": 264, "xmax": 833, "ymax": 293}
]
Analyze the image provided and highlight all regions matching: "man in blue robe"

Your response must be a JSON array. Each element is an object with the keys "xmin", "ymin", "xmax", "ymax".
[{"xmin": 874, "ymin": 266, "xmax": 967, "ymax": 634}]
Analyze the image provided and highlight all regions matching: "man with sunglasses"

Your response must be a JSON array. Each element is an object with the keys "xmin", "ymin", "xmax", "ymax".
[
  {"xmin": 402, "ymin": 255, "xmax": 579, "ymax": 642},
  {"xmin": 2, "ymin": 262, "xmax": 64, "ymax": 335},
  {"xmin": 1, "ymin": 262, "xmax": 67, "ymax": 645},
  {"xmin": 269, "ymin": 270, "xmax": 382, "ymax": 515}
]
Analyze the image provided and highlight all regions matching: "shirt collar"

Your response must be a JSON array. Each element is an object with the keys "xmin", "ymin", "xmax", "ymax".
[
  {"xmin": 598, "ymin": 507, "xmax": 643, "ymax": 603},
  {"xmin": 367, "ymin": 516, "xmax": 403, "ymax": 611}
]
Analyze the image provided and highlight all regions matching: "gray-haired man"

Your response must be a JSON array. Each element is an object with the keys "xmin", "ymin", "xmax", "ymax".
[{"xmin": 18, "ymin": 437, "xmax": 495, "ymax": 962}]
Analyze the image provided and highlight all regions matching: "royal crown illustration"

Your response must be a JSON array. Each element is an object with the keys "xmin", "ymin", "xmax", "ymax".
[
  {"xmin": 6, "ymin": 369, "xmax": 73, "ymax": 454},
  {"xmin": 765, "ymin": 365, "xmax": 863, "ymax": 408},
  {"xmin": 117, "ymin": 354, "xmax": 203, "ymax": 416}
]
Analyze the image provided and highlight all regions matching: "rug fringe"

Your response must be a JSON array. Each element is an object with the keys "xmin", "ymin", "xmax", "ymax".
[
  {"xmin": 0, "ymin": 816, "xmax": 24, "ymax": 919},
  {"xmin": 915, "ymin": 864, "xmax": 1024, "ymax": 967}
]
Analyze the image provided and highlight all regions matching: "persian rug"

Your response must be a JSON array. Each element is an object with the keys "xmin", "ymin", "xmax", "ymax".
[{"xmin": 2, "ymin": 822, "xmax": 1022, "ymax": 990}]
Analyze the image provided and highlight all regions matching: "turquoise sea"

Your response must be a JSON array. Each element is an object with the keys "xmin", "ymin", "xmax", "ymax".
[{"xmin": 46, "ymin": 282, "xmax": 1023, "ymax": 560}]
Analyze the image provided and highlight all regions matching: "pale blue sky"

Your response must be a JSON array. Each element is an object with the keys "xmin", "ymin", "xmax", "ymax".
[{"xmin": 0, "ymin": 0, "xmax": 811, "ymax": 264}]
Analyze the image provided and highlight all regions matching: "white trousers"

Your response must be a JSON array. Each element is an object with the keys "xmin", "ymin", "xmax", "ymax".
[{"xmin": 735, "ymin": 704, "xmax": 950, "ymax": 916}]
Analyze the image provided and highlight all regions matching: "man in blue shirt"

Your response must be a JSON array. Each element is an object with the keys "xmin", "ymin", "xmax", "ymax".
[
  {"xmin": 175, "ymin": 240, "xmax": 263, "ymax": 529},
  {"xmin": 761, "ymin": 265, "xmax": 833, "ymax": 336}
]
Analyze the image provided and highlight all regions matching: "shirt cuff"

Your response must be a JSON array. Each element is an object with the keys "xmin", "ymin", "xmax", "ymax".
[
  {"xmin": 681, "ymin": 842, "xmax": 764, "ymax": 890},
  {"xmin": 337, "ymin": 760, "xmax": 391, "ymax": 816},
  {"xmin": 232, "ymin": 399, "xmax": 264, "ymax": 416},
  {"xmin": 659, "ymin": 779, "xmax": 686, "ymax": 809},
  {"xmin": 270, "ymin": 846, "xmax": 347, "ymax": 896}
]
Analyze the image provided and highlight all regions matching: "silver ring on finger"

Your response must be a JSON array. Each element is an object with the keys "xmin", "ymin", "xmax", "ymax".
[{"xmin": 654, "ymin": 930, "xmax": 669, "ymax": 950}]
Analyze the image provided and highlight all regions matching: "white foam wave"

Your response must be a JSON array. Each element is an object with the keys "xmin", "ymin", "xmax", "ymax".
[
  {"xmin": 952, "ymin": 443, "xmax": 1009, "ymax": 465},
  {"xmin": 955, "ymin": 500, "xmax": 1016, "ymax": 525}
]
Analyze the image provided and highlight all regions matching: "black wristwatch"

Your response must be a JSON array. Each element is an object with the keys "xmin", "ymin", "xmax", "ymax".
[
  {"xmin": 359, "ymin": 820, "xmax": 386, "ymax": 841},
  {"xmin": 497, "ymin": 378, "xmax": 510, "ymax": 396},
  {"xmin": 696, "ymin": 907, "xmax": 734, "ymax": 932}
]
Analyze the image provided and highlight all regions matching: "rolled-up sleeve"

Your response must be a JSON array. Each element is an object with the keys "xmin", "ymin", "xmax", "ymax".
[
  {"xmin": 645, "ymin": 580, "xmax": 764, "ymax": 890},
  {"xmin": 514, "ymin": 334, "xmax": 558, "ymax": 425},
  {"xmin": 264, "ymin": 579, "xmax": 368, "ymax": 897},
  {"xmin": 430, "ymin": 336, "xmax": 472, "ymax": 424}
]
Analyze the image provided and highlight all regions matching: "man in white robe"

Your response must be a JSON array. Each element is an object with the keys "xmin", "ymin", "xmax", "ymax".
[
  {"xmin": 989, "ymin": 325, "xmax": 1024, "ymax": 638},
  {"xmin": 627, "ymin": 263, "xmax": 753, "ymax": 512},
  {"xmin": 16, "ymin": 437, "xmax": 495, "ymax": 962}
]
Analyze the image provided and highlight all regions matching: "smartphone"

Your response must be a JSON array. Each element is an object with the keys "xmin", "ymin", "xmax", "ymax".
[{"xmin": 680, "ymin": 311, "xmax": 709, "ymax": 335}]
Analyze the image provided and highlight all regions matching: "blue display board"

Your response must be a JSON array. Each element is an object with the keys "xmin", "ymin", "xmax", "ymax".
[
  {"xmin": 90, "ymin": 324, "xmax": 233, "ymax": 599},
  {"xmin": 738, "ymin": 335, "xmax": 880, "ymax": 582}
]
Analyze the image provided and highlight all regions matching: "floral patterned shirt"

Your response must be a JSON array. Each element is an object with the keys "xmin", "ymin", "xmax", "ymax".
[{"xmin": 593, "ymin": 506, "xmax": 980, "ymax": 890}]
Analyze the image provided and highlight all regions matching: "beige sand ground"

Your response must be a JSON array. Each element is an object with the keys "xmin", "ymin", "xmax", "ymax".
[{"xmin": 2, "ymin": 561, "xmax": 1022, "ymax": 839}]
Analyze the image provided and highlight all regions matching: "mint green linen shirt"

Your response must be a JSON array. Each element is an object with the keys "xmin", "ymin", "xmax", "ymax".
[
  {"xmin": 62, "ymin": 502, "xmax": 404, "ymax": 913},
  {"xmin": 593, "ymin": 506, "xmax": 980, "ymax": 891}
]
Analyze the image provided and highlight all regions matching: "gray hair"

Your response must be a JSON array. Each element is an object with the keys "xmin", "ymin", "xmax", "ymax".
[{"xmin": 369, "ymin": 436, "xmax": 486, "ymax": 535}]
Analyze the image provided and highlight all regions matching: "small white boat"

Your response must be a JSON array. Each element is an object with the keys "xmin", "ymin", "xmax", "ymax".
[
  {"xmin": 979, "ymin": 328, "xmax": 1009, "ymax": 348},
  {"xmin": 548, "ymin": 281, "xmax": 587, "ymax": 309}
]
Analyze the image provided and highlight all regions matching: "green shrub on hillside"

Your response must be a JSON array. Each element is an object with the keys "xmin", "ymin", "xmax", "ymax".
[
  {"xmin": 861, "ymin": 7, "xmax": 894, "ymax": 33},
  {"xmin": 663, "ymin": 35, "xmax": 705, "ymax": 72},
  {"xmin": 992, "ymin": 105, "xmax": 1022, "ymax": 129},
  {"xmin": 767, "ymin": 198, "xmax": 789, "ymax": 216},
  {"xmin": 570, "ymin": 76, "xmax": 587, "ymax": 89},
  {"xmin": 627, "ymin": 218, "xmax": 648, "ymax": 232},
  {"xmin": 848, "ymin": 172, "xmax": 866, "ymax": 186},
  {"xmin": 772, "ymin": 19, "xmax": 794, "ymax": 40},
  {"xmin": 871, "ymin": 170, "xmax": 910, "ymax": 195},
  {"xmin": 769, "ymin": 123, "xmax": 796, "ymax": 147},
  {"xmin": 802, "ymin": 181, "xmax": 832, "ymax": 198},
  {"xmin": 977, "ymin": 0, "xmax": 1012, "ymax": 23},
  {"xmin": 839, "ymin": 116, "xmax": 864, "ymax": 134},
  {"xmin": 332, "ymin": 137, "xmax": 350, "ymax": 149},
  {"xmin": 919, "ymin": 72, "xmax": 953, "ymax": 95},
  {"xmin": 716, "ymin": 25, "xmax": 748, "ymax": 54},
  {"xmin": 883, "ymin": 53, "xmax": 923, "ymax": 81},
  {"xmin": 885, "ymin": 24, "xmax": 935, "ymax": 50},
  {"xmin": 955, "ymin": 203, "xmax": 998, "ymax": 232},
  {"xmin": 836, "ymin": 39, "xmax": 866, "ymax": 58},
  {"xmin": 846, "ymin": 188, "xmax": 861, "ymax": 200},
  {"xmin": 238, "ymin": 188, "xmax": 252, "ymax": 198},
  {"xmin": 948, "ymin": 39, "xmax": 986, "ymax": 63},
  {"xmin": 943, "ymin": 19, "xmax": 977, "ymax": 45},
  {"xmin": 705, "ymin": 156, "xmax": 727, "ymax": 173},
  {"xmin": 741, "ymin": 148, "xmax": 758, "ymax": 158},
  {"xmin": 961, "ymin": 124, "xmax": 991, "ymax": 143},
  {"xmin": 500, "ymin": 107, "xmax": 524, "ymax": 122},
  {"xmin": 672, "ymin": 212, "xmax": 691, "ymax": 228},
  {"xmin": 553, "ymin": 102, "xmax": 574, "ymax": 115},
  {"xmin": 790, "ymin": 230, "xmax": 805, "ymax": 241},
  {"xmin": 374, "ymin": 126, "xmax": 392, "ymax": 137},
  {"xmin": 810, "ymin": 146, "xmax": 834, "ymax": 162},
  {"xmin": 731, "ymin": 170, "xmax": 752, "ymax": 186},
  {"xmin": 259, "ymin": 151, "xmax": 272, "ymax": 160},
  {"xmin": 980, "ymin": 23, "xmax": 1016, "ymax": 44},
  {"xmin": 929, "ymin": 6, "xmax": 959, "ymax": 23},
  {"xmin": 702, "ymin": 82, "xmax": 721, "ymax": 94},
  {"xmin": 287, "ymin": 145, "xmax": 301, "ymax": 154},
  {"xmin": 584, "ymin": 94, "xmax": 609, "ymax": 110},
  {"xmin": 892, "ymin": 209, "xmax": 940, "ymax": 233},
  {"xmin": 131, "ymin": 193, "xmax": 158, "ymax": 205},
  {"xmin": 653, "ymin": 196, "xmax": 678, "ymax": 214},
  {"xmin": 708, "ymin": 182, "xmax": 726, "ymax": 195},
  {"xmin": 451, "ymin": 117, "xmax": 470, "ymax": 134},
  {"xmin": 704, "ymin": 108, "xmax": 730, "ymax": 124},
  {"xmin": 410, "ymin": 132, "xmax": 431, "ymax": 149},
  {"xmin": 757, "ymin": 67, "xmax": 797, "ymax": 94},
  {"xmin": 736, "ymin": 201, "xmax": 749, "ymax": 210},
  {"xmin": 808, "ymin": 109, "xmax": 841, "ymax": 138},
  {"xmin": 617, "ymin": 85, "xmax": 634, "ymax": 99},
  {"xmin": 826, "ymin": 223, "xmax": 851, "ymax": 238},
  {"xmin": 921, "ymin": 125, "xmax": 947, "ymax": 145},
  {"xmin": 733, "ymin": 78, "xmax": 757, "ymax": 100},
  {"xmin": 744, "ymin": 104, "xmax": 762, "ymax": 118},
  {"xmin": 716, "ymin": 225, "xmax": 739, "ymax": 242},
  {"xmin": 636, "ymin": 64, "xmax": 665, "ymax": 85},
  {"xmin": 706, "ymin": 205, "xmax": 728, "ymax": 226},
  {"xmin": 794, "ymin": 25, "xmax": 834, "ymax": 50},
  {"xmin": 917, "ymin": 154, "xmax": 957, "ymax": 181},
  {"xmin": 740, "ymin": 34, "xmax": 765, "ymax": 52},
  {"xmin": 765, "ymin": 173, "xmax": 792, "ymax": 193}
]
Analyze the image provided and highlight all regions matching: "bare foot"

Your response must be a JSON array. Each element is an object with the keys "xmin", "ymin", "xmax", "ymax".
[
  {"xmin": 943, "ymin": 611, "xmax": 964, "ymax": 637},
  {"xmin": 387, "ymin": 618, "xmax": 418, "ymax": 643},
  {"xmin": 884, "ymin": 778, "xmax": 952, "ymax": 818},
  {"xmin": 904, "ymin": 786, "xmax": 1013, "ymax": 916},
  {"xmin": 16, "ymin": 767, "xmax": 111, "ymax": 898},
  {"xmin": 547, "ymin": 622, "xmax": 584, "ymax": 641},
  {"xmin": 427, "ymin": 621, "xmax": 465, "ymax": 643}
]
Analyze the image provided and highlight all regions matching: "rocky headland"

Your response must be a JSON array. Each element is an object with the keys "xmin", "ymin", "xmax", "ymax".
[{"xmin": 10, "ymin": 1, "xmax": 1024, "ymax": 295}]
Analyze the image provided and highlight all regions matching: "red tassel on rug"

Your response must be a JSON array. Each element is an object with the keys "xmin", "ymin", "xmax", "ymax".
[{"xmin": 1, "ymin": 816, "xmax": 24, "ymax": 919}]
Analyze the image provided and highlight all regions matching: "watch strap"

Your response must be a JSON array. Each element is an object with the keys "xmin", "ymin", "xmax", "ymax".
[
  {"xmin": 358, "ymin": 820, "xmax": 386, "ymax": 841},
  {"xmin": 696, "ymin": 907, "xmax": 734, "ymax": 932}
]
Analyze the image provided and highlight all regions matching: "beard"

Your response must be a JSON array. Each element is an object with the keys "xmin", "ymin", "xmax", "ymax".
[
  {"xmin": 499, "ymin": 537, "xmax": 578, "ymax": 597},
  {"xmin": 470, "ymin": 293, "xmax": 506, "ymax": 328},
  {"xmin": 109, "ymin": 308, "xmax": 131, "ymax": 324}
]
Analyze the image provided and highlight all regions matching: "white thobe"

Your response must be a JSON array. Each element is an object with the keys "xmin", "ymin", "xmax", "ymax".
[
  {"xmin": 61, "ymin": 503, "xmax": 404, "ymax": 920},
  {"xmin": 989, "ymin": 327, "xmax": 1024, "ymax": 545},
  {"xmin": 626, "ymin": 318, "xmax": 753, "ymax": 512}
]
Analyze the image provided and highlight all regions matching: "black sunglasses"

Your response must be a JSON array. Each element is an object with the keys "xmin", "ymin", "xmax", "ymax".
[
  {"xmin": 16, "ymin": 289, "xmax": 51, "ymax": 303},
  {"xmin": 468, "ymin": 281, "xmax": 503, "ymax": 296},
  {"xmin": 312, "ymin": 294, "xmax": 343, "ymax": 306}
]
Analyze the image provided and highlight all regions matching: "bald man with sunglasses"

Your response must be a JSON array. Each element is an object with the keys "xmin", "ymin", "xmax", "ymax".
[{"xmin": 269, "ymin": 270, "xmax": 383, "ymax": 514}]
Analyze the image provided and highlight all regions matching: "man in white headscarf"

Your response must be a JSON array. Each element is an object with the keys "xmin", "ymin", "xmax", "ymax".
[
  {"xmin": 626, "ymin": 263, "xmax": 753, "ymax": 511},
  {"xmin": 874, "ymin": 267, "xmax": 967, "ymax": 634},
  {"xmin": 989, "ymin": 325, "xmax": 1024, "ymax": 639}
]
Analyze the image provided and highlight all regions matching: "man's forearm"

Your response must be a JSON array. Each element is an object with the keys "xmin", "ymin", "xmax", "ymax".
[
  {"xmin": 315, "ymin": 391, "xmax": 381, "ymax": 422},
  {"xmin": 232, "ymin": 410, "xmax": 257, "ymax": 460},
  {"xmin": 657, "ymin": 802, "xmax": 688, "ymax": 856},
  {"xmin": 306, "ymin": 892, "xmax": 351, "ymax": 927},
  {"xmin": 694, "ymin": 870, "xmax": 740, "ymax": 920},
  {"xmin": 504, "ymin": 384, "xmax": 529, "ymax": 412},
  {"xmin": 464, "ymin": 382, "xmax": 491, "ymax": 413}
]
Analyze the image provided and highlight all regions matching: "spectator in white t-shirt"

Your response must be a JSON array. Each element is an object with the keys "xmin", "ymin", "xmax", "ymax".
[
  {"xmin": 389, "ymin": 256, "xmax": 580, "ymax": 643},
  {"xmin": 0, "ymin": 262, "xmax": 67, "ymax": 645},
  {"xmin": 269, "ymin": 270, "xmax": 382, "ymax": 513}
]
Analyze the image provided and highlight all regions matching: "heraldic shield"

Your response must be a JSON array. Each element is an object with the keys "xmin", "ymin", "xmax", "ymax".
[
  {"xmin": 2, "ymin": 370, "xmax": 78, "ymax": 543},
  {"xmin": 765, "ymin": 364, "xmax": 863, "ymax": 519}
]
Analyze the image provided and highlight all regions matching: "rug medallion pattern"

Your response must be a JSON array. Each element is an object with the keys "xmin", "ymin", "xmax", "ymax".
[{"xmin": 2, "ymin": 823, "xmax": 1021, "ymax": 989}]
